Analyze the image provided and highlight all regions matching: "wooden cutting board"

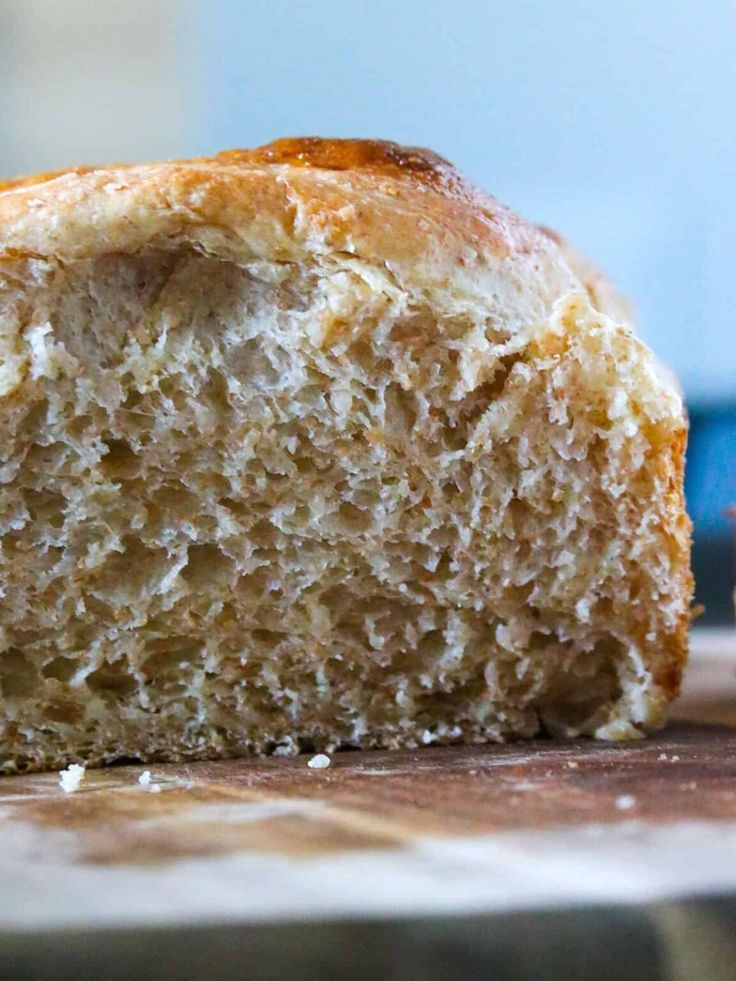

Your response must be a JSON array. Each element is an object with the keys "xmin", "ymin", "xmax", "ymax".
[{"xmin": 2, "ymin": 628, "xmax": 735, "ymax": 931}]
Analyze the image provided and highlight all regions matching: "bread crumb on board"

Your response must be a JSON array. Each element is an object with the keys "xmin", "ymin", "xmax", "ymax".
[
  {"xmin": 615, "ymin": 794, "xmax": 636, "ymax": 811},
  {"xmin": 307, "ymin": 753, "xmax": 331, "ymax": 770},
  {"xmin": 58, "ymin": 763, "xmax": 86, "ymax": 794},
  {"xmin": 138, "ymin": 770, "xmax": 162, "ymax": 792}
]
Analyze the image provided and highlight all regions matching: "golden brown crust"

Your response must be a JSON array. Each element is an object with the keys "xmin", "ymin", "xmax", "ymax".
[
  {"xmin": 222, "ymin": 137, "xmax": 461, "ymax": 187},
  {"xmin": 653, "ymin": 426, "xmax": 694, "ymax": 701},
  {"xmin": 0, "ymin": 167, "xmax": 96, "ymax": 195},
  {"xmin": 0, "ymin": 138, "xmax": 468, "ymax": 206}
]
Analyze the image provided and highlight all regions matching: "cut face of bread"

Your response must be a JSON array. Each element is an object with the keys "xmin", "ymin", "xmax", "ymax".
[{"xmin": 0, "ymin": 138, "xmax": 692, "ymax": 772}]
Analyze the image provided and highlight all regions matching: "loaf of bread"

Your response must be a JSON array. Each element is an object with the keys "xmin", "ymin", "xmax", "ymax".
[{"xmin": 0, "ymin": 138, "xmax": 692, "ymax": 772}]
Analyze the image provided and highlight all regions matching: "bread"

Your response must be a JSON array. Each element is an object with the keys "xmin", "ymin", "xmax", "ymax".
[{"xmin": 0, "ymin": 138, "xmax": 692, "ymax": 772}]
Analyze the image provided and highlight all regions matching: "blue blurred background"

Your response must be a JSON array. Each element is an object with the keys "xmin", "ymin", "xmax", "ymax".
[{"xmin": 1, "ymin": 0, "xmax": 734, "ymax": 618}]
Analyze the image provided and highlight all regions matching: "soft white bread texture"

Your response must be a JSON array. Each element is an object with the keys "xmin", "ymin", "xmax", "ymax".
[{"xmin": 0, "ymin": 138, "xmax": 692, "ymax": 772}]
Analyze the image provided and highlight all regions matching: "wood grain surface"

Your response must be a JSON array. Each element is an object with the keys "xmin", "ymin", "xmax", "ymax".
[{"xmin": 1, "ymin": 627, "xmax": 735, "ymax": 930}]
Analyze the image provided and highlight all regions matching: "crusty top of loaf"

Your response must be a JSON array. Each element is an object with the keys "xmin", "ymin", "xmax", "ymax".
[{"xmin": 0, "ymin": 137, "xmax": 628, "ymax": 335}]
